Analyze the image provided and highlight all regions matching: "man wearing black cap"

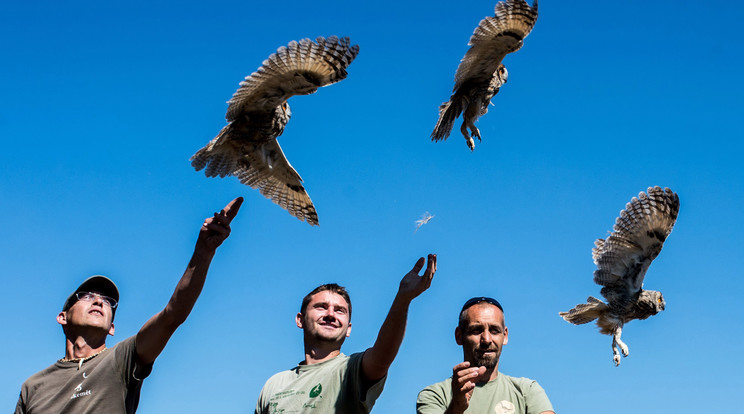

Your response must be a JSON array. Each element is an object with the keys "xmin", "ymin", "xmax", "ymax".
[
  {"xmin": 416, "ymin": 297, "xmax": 554, "ymax": 414},
  {"xmin": 15, "ymin": 197, "xmax": 243, "ymax": 414}
]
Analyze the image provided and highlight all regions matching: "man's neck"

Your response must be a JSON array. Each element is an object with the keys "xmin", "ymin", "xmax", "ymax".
[
  {"xmin": 477, "ymin": 365, "xmax": 499, "ymax": 383},
  {"xmin": 303, "ymin": 343, "xmax": 342, "ymax": 365},
  {"xmin": 64, "ymin": 335, "xmax": 107, "ymax": 360}
]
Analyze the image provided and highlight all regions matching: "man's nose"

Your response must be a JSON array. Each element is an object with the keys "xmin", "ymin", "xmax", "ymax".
[
  {"xmin": 480, "ymin": 331, "xmax": 492, "ymax": 344},
  {"xmin": 91, "ymin": 294, "xmax": 104, "ymax": 306}
]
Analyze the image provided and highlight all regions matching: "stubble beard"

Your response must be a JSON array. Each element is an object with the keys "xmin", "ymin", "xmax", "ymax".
[{"xmin": 472, "ymin": 348, "xmax": 500, "ymax": 369}]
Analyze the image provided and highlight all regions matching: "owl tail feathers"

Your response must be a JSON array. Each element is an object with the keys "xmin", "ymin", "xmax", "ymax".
[
  {"xmin": 559, "ymin": 296, "xmax": 608, "ymax": 325},
  {"xmin": 190, "ymin": 125, "xmax": 239, "ymax": 178},
  {"xmin": 431, "ymin": 98, "xmax": 464, "ymax": 143}
]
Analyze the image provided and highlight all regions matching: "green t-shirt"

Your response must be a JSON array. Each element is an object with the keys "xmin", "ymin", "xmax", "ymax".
[
  {"xmin": 255, "ymin": 352, "xmax": 386, "ymax": 414},
  {"xmin": 416, "ymin": 372, "xmax": 553, "ymax": 414},
  {"xmin": 15, "ymin": 336, "xmax": 153, "ymax": 414}
]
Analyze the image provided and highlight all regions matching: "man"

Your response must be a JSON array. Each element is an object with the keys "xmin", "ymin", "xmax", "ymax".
[
  {"xmin": 417, "ymin": 297, "xmax": 554, "ymax": 414},
  {"xmin": 255, "ymin": 254, "xmax": 437, "ymax": 414},
  {"xmin": 15, "ymin": 197, "xmax": 243, "ymax": 414}
]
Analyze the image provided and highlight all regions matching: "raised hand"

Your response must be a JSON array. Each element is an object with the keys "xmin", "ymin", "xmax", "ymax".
[
  {"xmin": 197, "ymin": 197, "xmax": 243, "ymax": 252},
  {"xmin": 397, "ymin": 254, "xmax": 437, "ymax": 302}
]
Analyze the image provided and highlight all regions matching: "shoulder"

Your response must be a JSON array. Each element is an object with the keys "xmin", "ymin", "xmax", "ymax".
[
  {"xmin": 499, "ymin": 373, "xmax": 540, "ymax": 391},
  {"xmin": 20, "ymin": 361, "xmax": 61, "ymax": 389},
  {"xmin": 417, "ymin": 377, "xmax": 452, "ymax": 403},
  {"xmin": 114, "ymin": 335, "xmax": 137, "ymax": 348},
  {"xmin": 499, "ymin": 373, "xmax": 553, "ymax": 413},
  {"xmin": 262, "ymin": 366, "xmax": 296, "ymax": 387}
]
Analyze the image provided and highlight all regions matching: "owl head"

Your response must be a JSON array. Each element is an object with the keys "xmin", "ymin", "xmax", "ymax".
[
  {"xmin": 495, "ymin": 64, "xmax": 508, "ymax": 84},
  {"xmin": 639, "ymin": 290, "xmax": 666, "ymax": 314}
]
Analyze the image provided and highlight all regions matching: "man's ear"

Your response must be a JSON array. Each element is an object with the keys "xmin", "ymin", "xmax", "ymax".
[
  {"xmin": 455, "ymin": 326, "xmax": 463, "ymax": 345},
  {"xmin": 57, "ymin": 311, "xmax": 67, "ymax": 326},
  {"xmin": 296, "ymin": 312, "xmax": 304, "ymax": 329},
  {"xmin": 503, "ymin": 326, "xmax": 508, "ymax": 345},
  {"xmin": 345, "ymin": 322, "xmax": 352, "ymax": 338},
  {"xmin": 108, "ymin": 322, "xmax": 115, "ymax": 336}
]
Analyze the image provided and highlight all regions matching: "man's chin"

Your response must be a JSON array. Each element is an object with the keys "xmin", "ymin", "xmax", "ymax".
[
  {"xmin": 313, "ymin": 332, "xmax": 345, "ymax": 344},
  {"xmin": 473, "ymin": 356, "xmax": 498, "ymax": 369}
]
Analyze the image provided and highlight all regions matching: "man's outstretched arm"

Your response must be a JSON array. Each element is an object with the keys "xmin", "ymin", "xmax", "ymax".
[
  {"xmin": 362, "ymin": 254, "xmax": 437, "ymax": 381},
  {"xmin": 135, "ymin": 197, "xmax": 243, "ymax": 365}
]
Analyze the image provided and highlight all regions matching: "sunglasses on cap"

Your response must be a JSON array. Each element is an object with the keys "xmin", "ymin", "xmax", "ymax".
[{"xmin": 461, "ymin": 296, "xmax": 503, "ymax": 313}]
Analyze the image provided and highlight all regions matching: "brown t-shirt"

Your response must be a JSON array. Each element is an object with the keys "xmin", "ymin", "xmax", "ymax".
[{"xmin": 15, "ymin": 336, "xmax": 153, "ymax": 414}]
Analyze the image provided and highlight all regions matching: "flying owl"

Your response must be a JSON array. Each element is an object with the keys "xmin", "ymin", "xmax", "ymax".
[
  {"xmin": 560, "ymin": 186, "xmax": 680, "ymax": 366},
  {"xmin": 431, "ymin": 0, "xmax": 538, "ymax": 151},
  {"xmin": 191, "ymin": 36, "xmax": 360, "ymax": 226}
]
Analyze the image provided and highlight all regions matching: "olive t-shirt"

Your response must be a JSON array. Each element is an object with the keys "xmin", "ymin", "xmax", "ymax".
[
  {"xmin": 15, "ymin": 336, "xmax": 153, "ymax": 414},
  {"xmin": 416, "ymin": 372, "xmax": 553, "ymax": 414},
  {"xmin": 255, "ymin": 352, "xmax": 386, "ymax": 414}
]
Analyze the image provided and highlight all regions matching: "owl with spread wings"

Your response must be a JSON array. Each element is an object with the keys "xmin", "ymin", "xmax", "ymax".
[
  {"xmin": 431, "ymin": 0, "xmax": 538, "ymax": 151},
  {"xmin": 191, "ymin": 36, "xmax": 360, "ymax": 225},
  {"xmin": 560, "ymin": 187, "xmax": 680, "ymax": 366}
]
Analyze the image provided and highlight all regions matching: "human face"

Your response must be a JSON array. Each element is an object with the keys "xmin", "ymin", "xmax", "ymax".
[
  {"xmin": 296, "ymin": 290, "xmax": 351, "ymax": 344},
  {"xmin": 58, "ymin": 291, "xmax": 115, "ymax": 335},
  {"xmin": 455, "ymin": 303, "xmax": 508, "ymax": 369}
]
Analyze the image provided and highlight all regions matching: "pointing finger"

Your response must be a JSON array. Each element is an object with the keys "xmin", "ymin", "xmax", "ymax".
[{"xmin": 221, "ymin": 197, "xmax": 244, "ymax": 223}]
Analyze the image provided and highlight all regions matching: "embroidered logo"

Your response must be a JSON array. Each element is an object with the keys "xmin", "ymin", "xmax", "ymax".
[
  {"xmin": 82, "ymin": 372, "xmax": 89, "ymax": 378},
  {"xmin": 309, "ymin": 383, "xmax": 323, "ymax": 398},
  {"xmin": 71, "ymin": 383, "xmax": 92, "ymax": 400},
  {"xmin": 494, "ymin": 400, "xmax": 515, "ymax": 414}
]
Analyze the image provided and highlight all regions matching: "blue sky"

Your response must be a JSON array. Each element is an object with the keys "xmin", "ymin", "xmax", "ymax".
[{"xmin": 2, "ymin": 0, "xmax": 743, "ymax": 412}]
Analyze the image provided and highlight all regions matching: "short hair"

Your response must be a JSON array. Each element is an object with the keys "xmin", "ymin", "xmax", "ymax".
[
  {"xmin": 300, "ymin": 283, "xmax": 352, "ymax": 318},
  {"xmin": 458, "ymin": 297, "xmax": 504, "ymax": 330}
]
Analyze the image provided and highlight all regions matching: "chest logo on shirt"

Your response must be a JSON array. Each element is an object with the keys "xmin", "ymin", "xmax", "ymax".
[
  {"xmin": 70, "ymin": 383, "xmax": 92, "ymax": 400},
  {"xmin": 309, "ymin": 383, "xmax": 323, "ymax": 398},
  {"xmin": 494, "ymin": 400, "xmax": 515, "ymax": 414}
]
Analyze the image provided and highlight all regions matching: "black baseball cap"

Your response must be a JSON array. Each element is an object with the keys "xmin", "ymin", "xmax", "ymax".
[{"xmin": 62, "ymin": 275, "xmax": 120, "ymax": 315}]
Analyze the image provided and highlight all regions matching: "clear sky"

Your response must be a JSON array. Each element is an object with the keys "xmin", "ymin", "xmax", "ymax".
[{"xmin": 2, "ymin": 0, "xmax": 743, "ymax": 413}]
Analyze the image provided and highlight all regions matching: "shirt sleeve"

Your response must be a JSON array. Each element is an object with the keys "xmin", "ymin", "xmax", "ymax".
[
  {"xmin": 416, "ymin": 381, "xmax": 450, "ymax": 414},
  {"xmin": 254, "ymin": 386, "xmax": 267, "ymax": 414},
  {"xmin": 349, "ymin": 352, "xmax": 387, "ymax": 410},
  {"xmin": 15, "ymin": 390, "xmax": 26, "ymax": 414},
  {"xmin": 523, "ymin": 380, "xmax": 554, "ymax": 414}
]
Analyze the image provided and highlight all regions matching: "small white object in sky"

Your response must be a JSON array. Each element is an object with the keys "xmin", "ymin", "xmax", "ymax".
[{"xmin": 414, "ymin": 211, "xmax": 435, "ymax": 233}]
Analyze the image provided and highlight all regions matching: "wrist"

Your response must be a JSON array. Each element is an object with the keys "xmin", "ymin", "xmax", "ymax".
[{"xmin": 190, "ymin": 246, "xmax": 216, "ymax": 265}]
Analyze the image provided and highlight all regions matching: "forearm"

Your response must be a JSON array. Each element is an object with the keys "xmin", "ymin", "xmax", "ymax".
[
  {"xmin": 162, "ymin": 246, "xmax": 215, "ymax": 325},
  {"xmin": 135, "ymin": 245, "xmax": 216, "ymax": 364},
  {"xmin": 363, "ymin": 293, "xmax": 412, "ymax": 380}
]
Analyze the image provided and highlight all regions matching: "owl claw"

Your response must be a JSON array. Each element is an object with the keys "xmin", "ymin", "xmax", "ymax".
[
  {"xmin": 612, "ymin": 327, "xmax": 629, "ymax": 366},
  {"xmin": 466, "ymin": 137, "xmax": 475, "ymax": 151}
]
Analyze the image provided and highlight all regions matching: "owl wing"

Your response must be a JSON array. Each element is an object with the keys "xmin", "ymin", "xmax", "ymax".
[
  {"xmin": 225, "ymin": 36, "xmax": 360, "ymax": 122},
  {"xmin": 592, "ymin": 187, "xmax": 680, "ymax": 297},
  {"xmin": 235, "ymin": 140, "xmax": 319, "ymax": 226},
  {"xmin": 452, "ymin": 0, "xmax": 538, "ymax": 92}
]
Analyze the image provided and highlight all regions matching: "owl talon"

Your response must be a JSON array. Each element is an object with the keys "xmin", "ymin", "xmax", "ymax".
[
  {"xmin": 613, "ymin": 354, "xmax": 621, "ymax": 366},
  {"xmin": 466, "ymin": 137, "xmax": 475, "ymax": 151}
]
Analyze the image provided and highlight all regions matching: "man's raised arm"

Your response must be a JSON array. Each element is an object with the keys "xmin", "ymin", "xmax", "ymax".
[
  {"xmin": 135, "ymin": 197, "xmax": 243, "ymax": 365},
  {"xmin": 362, "ymin": 254, "xmax": 437, "ymax": 381}
]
